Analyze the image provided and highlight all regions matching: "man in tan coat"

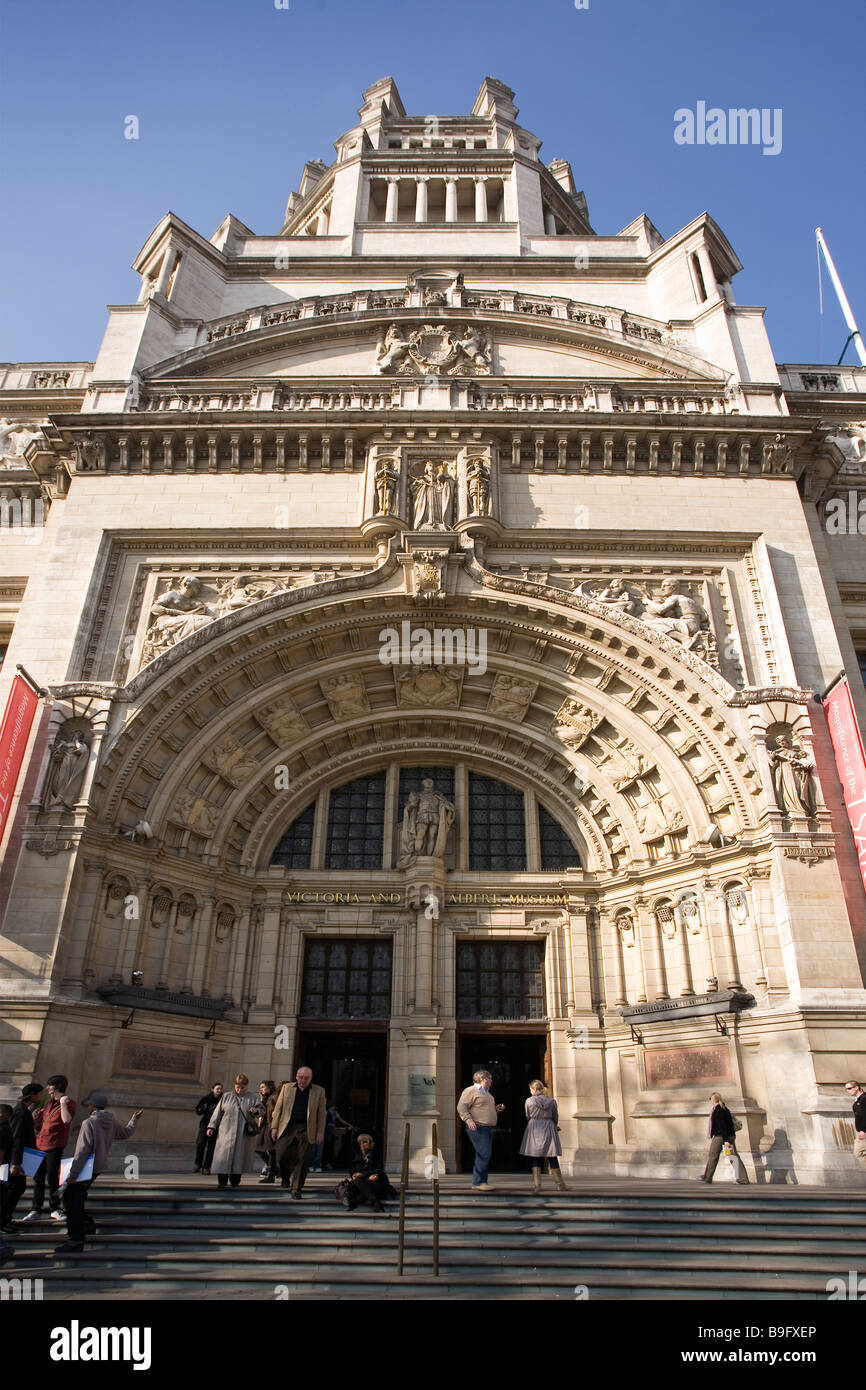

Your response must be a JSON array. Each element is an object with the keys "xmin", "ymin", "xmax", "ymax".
[
  {"xmin": 457, "ymin": 1069, "xmax": 504, "ymax": 1191},
  {"xmin": 270, "ymin": 1066, "xmax": 326, "ymax": 1199}
]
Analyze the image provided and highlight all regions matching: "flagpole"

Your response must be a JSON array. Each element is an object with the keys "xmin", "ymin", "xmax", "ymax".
[{"xmin": 816, "ymin": 227, "xmax": 866, "ymax": 366}]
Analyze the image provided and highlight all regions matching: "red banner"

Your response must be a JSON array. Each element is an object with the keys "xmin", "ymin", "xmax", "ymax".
[
  {"xmin": 824, "ymin": 676, "xmax": 866, "ymax": 894},
  {"xmin": 0, "ymin": 674, "xmax": 39, "ymax": 845}
]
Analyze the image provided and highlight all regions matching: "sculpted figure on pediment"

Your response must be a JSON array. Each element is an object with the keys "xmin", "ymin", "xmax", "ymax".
[
  {"xmin": 142, "ymin": 576, "xmax": 217, "ymax": 664},
  {"xmin": 217, "ymin": 573, "xmax": 288, "ymax": 616},
  {"xmin": 454, "ymin": 324, "xmax": 491, "ymax": 371},
  {"xmin": 642, "ymin": 579, "xmax": 710, "ymax": 650},
  {"xmin": 375, "ymin": 323, "xmax": 411, "ymax": 373},
  {"xmin": 577, "ymin": 576, "xmax": 639, "ymax": 616}
]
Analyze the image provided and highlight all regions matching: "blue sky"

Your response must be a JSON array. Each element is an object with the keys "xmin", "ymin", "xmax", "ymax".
[{"xmin": 1, "ymin": 0, "xmax": 863, "ymax": 365}]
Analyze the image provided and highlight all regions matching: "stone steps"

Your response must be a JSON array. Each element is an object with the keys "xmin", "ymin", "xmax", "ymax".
[{"xmin": 5, "ymin": 1180, "xmax": 859, "ymax": 1300}]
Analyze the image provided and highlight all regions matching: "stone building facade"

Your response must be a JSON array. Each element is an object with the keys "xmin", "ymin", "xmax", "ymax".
[{"xmin": 1, "ymin": 76, "xmax": 865, "ymax": 1181}]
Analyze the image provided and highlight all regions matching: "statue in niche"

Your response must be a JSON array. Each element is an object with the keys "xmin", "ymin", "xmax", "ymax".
[
  {"xmin": 466, "ymin": 457, "xmax": 491, "ymax": 516},
  {"xmin": 143, "ymin": 576, "xmax": 216, "ymax": 662},
  {"xmin": 374, "ymin": 457, "xmax": 400, "ymax": 515},
  {"xmin": 44, "ymin": 729, "xmax": 91, "ymax": 810},
  {"xmin": 410, "ymin": 459, "xmax": 455, "ymax": 530},
  {"xmin": 642, "ymin": 579, "xmax": 710, "ymax": 649},
  {"xmin": 768, "ymin": 732, "xmax": 816, "ymax": 817},
  {"xmin": 375, "ymin": 323, "xmax": 411, "ymax": 373},
  {"xmin": 397, "ymin": 779, "xmax": 455, "ymax": 866}
]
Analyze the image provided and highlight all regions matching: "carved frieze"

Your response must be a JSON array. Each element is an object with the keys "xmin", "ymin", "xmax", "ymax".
[
  {"xmin": 552, "ymin": 699, "xmax": 601, "ymax": 750},
  {"xmin": 488, "ymin": 674, "xmax": 537, "ymax": 722},
  {"xmin": 204, "ymin": 736, "xmax": 261, "ymax": 787},
  {"xmin": 321, "ymin": 673, "xmax": 369, "ymax": 719}
]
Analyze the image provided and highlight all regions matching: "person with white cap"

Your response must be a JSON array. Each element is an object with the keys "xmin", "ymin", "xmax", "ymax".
[{"xmin": 53, "ymin": 1092, "xmax": 142, "ymax": 1257}]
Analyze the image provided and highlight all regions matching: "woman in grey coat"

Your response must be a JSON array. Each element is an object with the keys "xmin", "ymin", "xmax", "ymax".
[
  {"xmin": 519, "ymin": 1080, "xmax": 566, "ymax": 1192},
  {"xmin": 206, "ymin": 1073, "xmax": 257, "ymax": 1189}
]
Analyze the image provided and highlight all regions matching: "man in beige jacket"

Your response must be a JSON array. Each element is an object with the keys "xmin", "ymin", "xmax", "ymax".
[
  {"xmin": 270, "ymin": 1066, "xmax": 326, "ymax": 1199},
  {"xmin": 457, "ymin": 1069, "xmax": 504, "ymax": 1191}
]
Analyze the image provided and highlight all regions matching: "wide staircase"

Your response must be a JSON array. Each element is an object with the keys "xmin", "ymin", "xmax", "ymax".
[{"xmin": 5, "ymin": 1175, "xmax": 863, "ymax": 1300}]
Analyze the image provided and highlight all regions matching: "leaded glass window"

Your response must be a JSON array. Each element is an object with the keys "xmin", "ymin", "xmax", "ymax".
[
  {"xmin": 468, "ymin": 773, "xmax": 526, "ymax": 870},
  {"xmin": 300, "ymin": 938, "xmax": 392, "ymax": 1018},
  {"xmin": 325, "ymin": 772, "xmax": 386, "ymax": 869},
  {"xmin": 398, "ymin": 766, "xmax": 455, "ymax": 802},
  {"xmin": 270, "ymin": 803, "xmax": 315, "ymax": 868},
  {"xmin": 456, "ymin": 941, "xmax": 545, "ymax": 1020},
  {"xmin": 538, "ymin": 804, "xmax": 582, "ymax": 870}
]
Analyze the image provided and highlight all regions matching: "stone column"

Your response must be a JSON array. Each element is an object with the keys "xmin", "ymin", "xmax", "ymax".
[
  {"xmin": 705, "ymin": 880, "xmax": 742, "ymax": 991},
  {"xmin": 545, "ymin": 208, "xmax": 557, "ymax": 235},
  {"xmin": 251, "ymin": 886, "xmax": 282, "ymax": 1020},
  {"xmin": 444, "ymin": 177, "xmax": 458, "ymax": 223},
  {"xmin": 154, "ymin": 248, "xmax": 178, "ymax": 296},
  {"xmin": 608, "ymin": 911, "xmax": 627, "ymax": 1007},
  {"xmin": 632, "ymin": 899, "xmax": 649, "ymax": 1002},
  {"xmin": 673, "ymin": 905, "xmax": 694, "ymax": 996},
  {"xmin": 385, "ymin": 178, "xmax": 400, "ymax": 223},
  {"xmin": 315, "ymin": 206, "xmax": 329, "ymax": 235},
  {"xmin": 414, "ymin": 177, "xmax": 428, "ymax": 223},
  {"xmin": 647, "ymin": 906, "xmax": 669, "ymax": 999},
  {"xmin": 188, "ymin": 896, "xmax": 215, "ymax": 995},
  {"xmin": 474, "ymin": 177, "xmax": 488, "ymax": 223},
  {"xmin": 697, "ymin": 246, "xmax": 718, "ymax": 300}
]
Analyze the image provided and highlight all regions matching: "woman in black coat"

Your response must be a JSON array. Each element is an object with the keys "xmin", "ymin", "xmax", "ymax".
[
  {"xmin": 700, "ymin": 1092, "xmax": 749, "ymax": 1184},
  {"xmin": 342, "ymin": 1134, "xmax": 397, "ymax": 1213}
]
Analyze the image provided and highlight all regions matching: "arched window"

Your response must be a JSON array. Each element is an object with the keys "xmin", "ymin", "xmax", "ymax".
[
  {"xmin": 538, "ymin": 804, "xmax": 582, "ymax": 869},
  {"xmin": 468, "ymin": 772, "xmax": 525, "ymax": 870},
  {"xmin": 325, "ymin": 772, "xmax": 386, "ymax": 869},
  {"xmin": 271, "ymin": 803, "xmax": 315, "ymax": 868}
]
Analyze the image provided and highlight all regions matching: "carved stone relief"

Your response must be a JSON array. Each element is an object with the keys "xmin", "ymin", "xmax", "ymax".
[
  {"xmin": 552, "ymin": 699, "xmax": 601, "ymax": 750},
  {"xmin": 375, "ymin": 322, "xmax": 492, "ymax": 376},
  {"xmin": 204, "ymin": 736, "xmax": 261, "ymax": 787},
  {"xmin": 322, "ymin": 673, "xmax": 369, "ymax": 719},
  {"xmin": 487, "ymin": 674, "xmax": 537, "ymax": 722},
  {"xmin": 256, "ymin": 697, "xmax": 308, "ymax": 745},
  {"xmin": 576, "ymin": 576, "xmax": 718, "ymax": 668},
  {"xmin": 171, "ymin": 790, "xmax": 221, "ymax": 837},
  {"xmin": 396, "ymin": 665, "xmax": 461, "ymax": 708}
]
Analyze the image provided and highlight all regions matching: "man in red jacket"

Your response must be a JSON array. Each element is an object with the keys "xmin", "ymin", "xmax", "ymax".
[{"xmin": 19, "ymin": 1074, "xmax": 77, "ymax": 1225}]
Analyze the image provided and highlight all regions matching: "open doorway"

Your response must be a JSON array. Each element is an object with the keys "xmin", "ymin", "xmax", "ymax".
[
  {"xmin": 456, "ymin": 1030, "xmax": 548, "ymax": 1173},
  {"xmin": 296, "ymin": 1028, "xmax": 388, "ymax": 1166}
]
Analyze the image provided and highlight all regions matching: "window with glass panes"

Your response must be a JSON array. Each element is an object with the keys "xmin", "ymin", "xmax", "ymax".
[
  {"xmin": 270, "ymin": 803, "xmax": 315, "ymax": 868},
  {"xmin": 325, "ymin": 772, "xmax": 386, "ymax": 869},
  {"xmin": 468, "ymin": 773, "xmax": 526, "ymax": 870},
  {"xmin": 538, "ymin": 804, "xmax": 582, "ymax": 869},
  {"xmin": 398, "ymin": 766, "xmax": 455, "ymax": 802},
  {"xmin": 456, "ymin": 940, "xmax": 545, "ymax": 1020},
  {"xmin": 300, "ymin": 938, "xmax": 392, "ymax": 1018}
]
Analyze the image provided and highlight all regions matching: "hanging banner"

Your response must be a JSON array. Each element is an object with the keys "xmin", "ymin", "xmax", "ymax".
[
  {"xmin": 0, "ymin": 673, "xmax": 40, "ymax": 845},
  {"xmin": 823, "ymin": 676, "xmax": 866, "ymax": 894}
]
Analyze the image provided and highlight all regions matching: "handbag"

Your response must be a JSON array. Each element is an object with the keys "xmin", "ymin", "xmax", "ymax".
[
  {"xmin": 732, "ymin": 1115, "xmax": 742, "ymax": 1132},
  {"xmin": 243, "ymin": 1117, "xmax": 259, "ymax": 1137}
]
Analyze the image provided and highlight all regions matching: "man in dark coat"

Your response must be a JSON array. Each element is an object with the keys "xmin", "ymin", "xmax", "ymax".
[
  {"xmin": 3, "ymin": 1083, "xmax": 44, "ymax": 1229},
  {"xmin": 845, "ymin": 1080, "xmax": 866, "ymax": 1171},
  {"xmin": 194, "ymin": 1083, "xmax": 223, "ymax": 1173},
  {"xmin": 0, "ymin": 1103, "xmax": 15, "ymax": 1260}
]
